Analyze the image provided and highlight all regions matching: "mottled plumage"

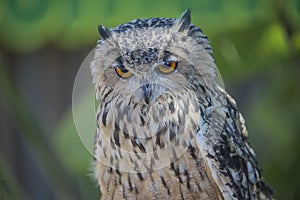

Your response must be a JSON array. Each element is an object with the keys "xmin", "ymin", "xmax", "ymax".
[{"xmin": 91, "ymin": 10, "xmax": 273, "ymax": 200}]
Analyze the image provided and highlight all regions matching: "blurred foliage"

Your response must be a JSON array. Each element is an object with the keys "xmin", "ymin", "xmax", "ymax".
[
  {"xmin": 1, "ymin": 0, "xmax": 299, "ymax": 51},
  {"xmin": 0, "ymin": 0, "xmax": 300, "ymax": 199},
  {"xmin": 0, "ymin": 154, "xmax": 26, "ymax": 200}
]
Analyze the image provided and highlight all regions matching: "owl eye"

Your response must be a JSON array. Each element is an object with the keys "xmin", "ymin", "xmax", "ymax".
[
  {"xmin": 158, "ymin": 61, "xmax": 178, "ymax": 74},
  {"xmin": 115, "ymin": 65, "xmax": 132, "ymax": 78}
]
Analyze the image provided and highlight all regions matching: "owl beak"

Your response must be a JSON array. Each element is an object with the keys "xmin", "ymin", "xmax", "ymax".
[{"xmin": 142, "ymin": 84, "xmax": 152, "ymax": 104}]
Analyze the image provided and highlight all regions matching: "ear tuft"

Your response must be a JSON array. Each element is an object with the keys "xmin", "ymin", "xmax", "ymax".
[
  {"xmin": 178, "ymin": 9, "xmax": 191, "ymax": 32},
  {"xmin": 98, "ymin": 25, "xmax": 112, "ymax": 40}
]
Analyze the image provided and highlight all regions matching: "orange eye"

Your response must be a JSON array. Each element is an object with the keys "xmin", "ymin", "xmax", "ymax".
[
  {"xmin": 115, "ymin": 65, "xmax": 132, "ymax": 78},
  {"xmin": 158, "ymin": 61, "xmax": 177, "ymax": 74}
]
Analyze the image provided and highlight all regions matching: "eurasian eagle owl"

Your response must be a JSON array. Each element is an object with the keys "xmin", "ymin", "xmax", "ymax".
[{"xmin": 90, "ymin": 9, "xmax": 273, "ymax": 200}]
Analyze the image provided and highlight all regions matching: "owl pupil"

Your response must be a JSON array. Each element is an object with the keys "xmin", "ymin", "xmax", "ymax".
[
  {"xmin": 119, "ymin": 65, "xmax": 128, "ymax": 72},
  {"xmin": 166, "ymin": 62, "xmax": 173, "ymax": 68},
  {"xmin": 166, "ymin": 61, "xmax": 178, "ymax": 69}
]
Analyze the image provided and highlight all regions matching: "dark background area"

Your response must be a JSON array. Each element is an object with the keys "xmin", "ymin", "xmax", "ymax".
[{"xmin": 0, "ymin": 0, "xmax": 300, "ymax": 199}]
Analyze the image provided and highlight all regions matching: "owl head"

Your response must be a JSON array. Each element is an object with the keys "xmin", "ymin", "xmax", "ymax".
[{"xmin": 91, "ymin": 9, "xmax": 218, "ymax": 105}]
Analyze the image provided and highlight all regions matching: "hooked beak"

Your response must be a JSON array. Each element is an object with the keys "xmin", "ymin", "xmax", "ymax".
[{"xmin": 142, "ymin": 84, "xmax": 152, "ymax": 104}]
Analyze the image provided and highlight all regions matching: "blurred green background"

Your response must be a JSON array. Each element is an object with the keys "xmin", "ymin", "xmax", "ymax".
[{"xmin": 0, "ymin": 0, "xmax": 300, "ymax": 199}]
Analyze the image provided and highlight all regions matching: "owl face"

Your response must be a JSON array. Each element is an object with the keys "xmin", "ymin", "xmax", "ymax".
[
  {"xmin": 91, "ymin": 10, "xmax": 216, "ymax": 108},
  {"xmin": 109, "ymin": 48, "xmax": 190, "ymax": 105}
]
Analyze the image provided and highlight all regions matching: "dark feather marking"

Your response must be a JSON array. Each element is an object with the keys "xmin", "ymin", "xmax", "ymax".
[
  {"xmin": 131, "ymin": 137, "xmax": 146, "ymax": 153},
  {"xmin": 161, "ymin": 176, "xmax": 171, "ymax": 195},
  {"xmin": 196, "ymin": 182, "xmax": 203, "ymax": 192},
  {"xmin": 169, "ymin": 122, "xmax": 176, "ymax": 141},
  {"xmin": 140, "ymin": 115, "xmax": 145, "ymax": 126},
  {"xmin": 138, "ymin": 143, "xmax": 146, "ymax": 153},
  {"xmin": 153, "ymin": 148, "xmax": 159, "ymax": 160},
  {"xmin": 110, "ymin": 155, "xmax": 114, "ymax": 165},
  {"xmin": 205, "ymin": 46, "xmax": 213, "ymax": 52},
  {"xmin": 102, "ymin": 88, "xmax": 113, "ymax": 102},
  {"xmin": 137, "ymin": 172, "xmax": 144, "ymax": 181},
  {"xmin": 123, "ymin": 131, "xmax": 129, "ymax": 139},
  {"xmin": 150, "ymin": 157, "xmax": 155, "ymax": 168},
  {"xmin": 140, "ymin": 104, "xmax": 147, "ymax": 115},
  {"xmin": 110, "ymin": 138, "xmax": 116, "ymax": 150},
  {"xmin": 188, "ymin": 145, "xmax": 197, "ymax": 160},
  {"xmin": 178, "ymin": 112, "xmax": 182, "ymax": 124},
  {"xmin": 189, "ymin": 130, "xmax": 194, "ymax": 139},
  {"xmin": 123, "ymin": 123, "xmax": 129, "ymax": 139},
  {"xmin": 198, "ymin": 170, "xmax": 204, "ymax": 180},
  {"xmin": 169, "ymin": 101, "xmax": 175, "ymax": 113},
  {"xmin": 179, "ymin": 184, "xmax": 185, "ymax": 200},
  {"xmin": 128, "ymin": 175, "xmax": 133, "ymax": 191},
  {"xmin": 96, "ymin": 113, "xmax": 100, "ymax": 128},
  {"xmin": 98, "ymin": 138, "xmax": 102, "ymax": 146},
  {"xmin": 101, "ymin": 85, "xmax": 108, "ymax": 96},
  {"xmin": 170, "ymin": 163, "xmax": 182, "ymax": 183},
  {"xmin": 114, "ymin": 123, "xmax": 121, "ymax": 147},
  {"xmin": 116, "ymin": 169, "xmax": 122, "ymax": 184},
  {"xmin": 122, "ymin": 185, "xmax": 127, "ymax": 200},
  {"xmin": 188, "ymin": 26, "xmax": 207, "ymax": 38},
  {"xmin": 184, "ymin": 170, "xmax": 191, "ymax": 190},
  {"xmin": 129, "ymin": 154, "xmax": 139, "ymax": 171},
  {"xmin": 207, "ymin": 152, "xmax": 215, "ymax": 159},
  {"xmin": 133, "ymin": 149, "xmax": 141, "ymax": 159},
  {"xmin": 155, "ymin": 125, "xmax": 167, "ymax": 148},
  {"xmin": 102, "ymin": 108, "xmax": 108, "ymax": 126}
]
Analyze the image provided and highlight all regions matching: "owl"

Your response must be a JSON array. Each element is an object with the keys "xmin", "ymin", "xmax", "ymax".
[{"xmin": 90, "ymin": 9, "xmax": 273, "ymax": 200}]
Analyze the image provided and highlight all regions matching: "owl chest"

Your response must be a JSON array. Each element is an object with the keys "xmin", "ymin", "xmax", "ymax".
[
  {"xmin": 95, "ymin": 149, "xmax": 222, "ymax": 200},
  {"xmin": 94, "ymin": 95, "xmax": 222, "ymax": 199}
]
